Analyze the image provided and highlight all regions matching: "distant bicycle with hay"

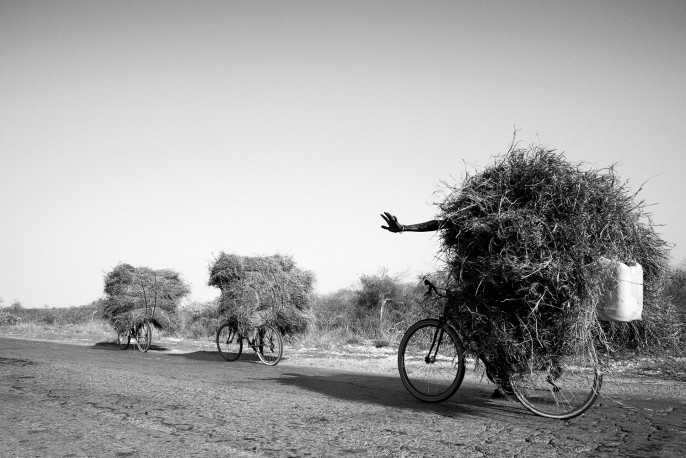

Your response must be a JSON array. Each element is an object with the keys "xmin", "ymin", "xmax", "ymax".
[
  {"xmin": 209, "ymin": 253, "xmax": 316, "ymax": 367},
  {"xmin": 216, "ymin": 322, "xmax": 283, "ymax": 366},
  {"xmin": 103, "ymin": 263, "xmax": 189, "ymax": 354}
]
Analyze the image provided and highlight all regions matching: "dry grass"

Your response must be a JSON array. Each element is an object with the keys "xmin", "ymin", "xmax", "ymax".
[
  {"xmin": 102, "ymin": 263, "xmax": 189, "ymax": 332},
  {"xmin": 208, "ymin": 253, "xmax": 315, "ymax": 335},
  {"xmin": 0, "ymin": 320, "xmax": 114, "ymax": 343},
  {"xmin": 436, "ymin": 142, "xmax": 670, "ymax": 380}
]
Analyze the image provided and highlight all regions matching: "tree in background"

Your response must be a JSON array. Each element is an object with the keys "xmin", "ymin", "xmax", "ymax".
[
  {"xmin": 311, "ymin": 288, "xmax": 357, "ymax": 330},
  {"xmin": 10, "ymin": 300, "xmax": 23, "ymax": 313},
  {"xmin": 351, "ymin": 269, "xmax": 426, "ymax": 340},
  {"xmin": 355, "ymin": 269, "xmax": 403, "ymax": 324},
  {"xmin": 307, "ymin": 269, "xmax": 427, "ymax": 343}
]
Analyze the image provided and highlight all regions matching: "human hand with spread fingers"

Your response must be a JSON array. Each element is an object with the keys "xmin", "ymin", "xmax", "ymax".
[{"xmin": 380, "ymin": 211, "xmax": 444, "ymax": 233}]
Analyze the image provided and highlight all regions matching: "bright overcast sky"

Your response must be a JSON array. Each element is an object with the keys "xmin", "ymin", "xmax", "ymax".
[{"xmin": 1, "ymin": 0, "xmax": 685, "ymax": 308}]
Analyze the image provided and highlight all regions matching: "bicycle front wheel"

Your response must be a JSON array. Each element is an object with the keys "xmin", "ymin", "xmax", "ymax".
[
  {"xmin": 510, "ymin": 343, "xmax": 602, "ymax": 420},
  {"xmin": 216, "ymin": 323, "xmax": 242, "ymax": 361},
  {"xmin": 398, "ymin": 319, "xmax": 466, "ymax": 403},
  {"xmin": 255, "ymin": 326, "xmax": 283, "ymax": 366},
  {"xmin": 117, "ymin": 330, "xmax": 130, "ymax": 350},
  {"xmin": 135, "ymin": 321, "xmax": 152, "ymax": 353}
]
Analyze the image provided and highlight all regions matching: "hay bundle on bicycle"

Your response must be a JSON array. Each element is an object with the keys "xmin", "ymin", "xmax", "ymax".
[
  {"xmin": 208, "ymin": 253, "xmax": 315, "ymax": 336},
  {"xmin": 102, "ymin": 263, "xmax": 189, "ymax": 333},
  {"xmin": 437, "ymin": 144, "xmax": 669, "ymax": 378}
]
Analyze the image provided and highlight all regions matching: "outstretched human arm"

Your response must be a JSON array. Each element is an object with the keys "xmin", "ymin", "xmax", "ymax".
[{"xmin": 380, "ymin": 212, "xmax": 444, "ymax": 233}]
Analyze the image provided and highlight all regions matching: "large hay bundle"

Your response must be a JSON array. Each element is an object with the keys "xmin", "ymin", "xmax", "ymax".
[
  {"xmin": 102, "ymin": 263, "xmax": 189, "ymax": 332},
  {"xmin": 438, "ymin": 144, "xmax": 669, "ymax": 375},
  {"xmin": 208, "ymin": 253, "xmax": 315, "ymax": 335}
]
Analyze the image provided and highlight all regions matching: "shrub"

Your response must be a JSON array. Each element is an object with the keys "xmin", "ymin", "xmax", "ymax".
[
  {"xmin": 0, "ymin": 311, "xmax": 21, "ymax": 325},
  {"xmin": 57, "ymin": 302, "xmax": 102, "ymax": 325},
  {"xmin": 353, "ymin": 271, "xmax": 426, "ymax": 340},
  {"xmin": 312, "ymin": 271, "xmax": 426, "ymax": 343},
  {"xmin": 176, "ymin": 300, "xmax": 222, "ymax": 339},
  {"xmin": 665, "ymin": 263, "xmax": 686, "ymax": 326},
  {"xmin": 311, "ymin": 288, "xmax": 357, "ymax": 330}
]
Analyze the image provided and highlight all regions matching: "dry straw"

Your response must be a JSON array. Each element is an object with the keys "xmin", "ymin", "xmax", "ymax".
[
  {"xmin": 102, "ymin": 263, "xmax": 189, "ymax": 332},
  {"xmin": 437, "ymin": 143, "xmax": 670, "ymax": 378},
  {"xmin": 208, "ymin": 253, "xmax": 315, "ymax": 336}
]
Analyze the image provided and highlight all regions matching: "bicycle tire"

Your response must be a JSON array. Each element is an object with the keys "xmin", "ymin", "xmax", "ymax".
[
  {"xmin": 255, "ymin": 326, "xmax": 283, "ymax": 366},
  {"xmin": 117, "ymin": 330, "xmax": 130, "ymax": 350},
  {"xmin": 510, "ymin": 343, "xmax": 602, "ymax": 420},
  {"xmin": 216, "ymin": 323, "xmax": 242, "ymax": 361},
  {"xmin": 398, "ymin": 319, "xmax": 466, "ymax": 402},
  {"xmin": 135, "ymin": 321, "xmax": 152, "ymax": 353}
]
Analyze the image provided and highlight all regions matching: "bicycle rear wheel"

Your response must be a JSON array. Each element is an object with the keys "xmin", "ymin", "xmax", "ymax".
[
  {"xmin": 510, "ymin": 343, "xmax": 602, "ymax": 420},
  {"xmin": 216, "ymin": 323, "xmax": 242, "ymax": 361},
  {"xmin": 398, "ymin": 319, "xmax": 466, "ymax": 402},
  {"xmin": 135, "ymin": 321, "xmax": 152, "ymax": 353},
  {"xmin": 255, "ymin": 326, "xmax": 283, "ymax": 366}
]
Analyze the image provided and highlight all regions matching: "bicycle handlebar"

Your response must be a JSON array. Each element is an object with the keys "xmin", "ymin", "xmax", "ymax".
[{"xmin": 423, "ymin": 278, "xmax": 441, "ymax": 297}]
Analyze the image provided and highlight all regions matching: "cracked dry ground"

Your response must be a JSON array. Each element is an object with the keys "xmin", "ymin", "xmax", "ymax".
[{"xmin": 1, "ymin": 337, "xmax": 685, "ymax": 457}]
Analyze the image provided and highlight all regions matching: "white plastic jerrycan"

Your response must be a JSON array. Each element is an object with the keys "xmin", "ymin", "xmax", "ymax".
[{"xmin": 596, "ymin": 258, "xmax": 644, "ymax": 322}]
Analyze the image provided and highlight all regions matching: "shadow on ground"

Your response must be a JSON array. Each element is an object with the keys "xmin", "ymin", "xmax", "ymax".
[
  {"xmin": 168, "ymin": 350, "xmax": 265, "ymax": 363},
  {"xmin": 268, "ymin": 370, "xmax": 525, "ymax": 420},
  {"xmin": 91, "ymin": 341, "xmax": 171, "ymax": 352},
  {"xmin": 88, "ymin": 339, "xmax": 527, "ymax": 419},
  {"xmin": 90, "ymin": 341, "xmax": 270, "ymax": 364}
]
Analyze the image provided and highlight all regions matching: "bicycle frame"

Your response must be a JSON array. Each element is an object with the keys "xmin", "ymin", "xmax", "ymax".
[
  {"xmin": 422, "ymin": 279, "xmax": 511, "ymax": 382},
  {"xmin": 400, "ymin": 278, "xmax": 602, "ymax": 419},
  {"xmin": 423, "ymin": 280, "xmax": 454, "ymax": 363}
]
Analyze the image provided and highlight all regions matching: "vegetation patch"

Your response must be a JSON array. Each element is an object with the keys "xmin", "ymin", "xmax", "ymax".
[{"xmin": 0, "ymin": 310, "xmax": 21, "ymax": 326}]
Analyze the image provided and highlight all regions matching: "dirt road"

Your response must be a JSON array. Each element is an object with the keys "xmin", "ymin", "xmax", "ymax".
[{"xmin": 1, "ymin": 336, "xmax": 684, "ymax": 457}]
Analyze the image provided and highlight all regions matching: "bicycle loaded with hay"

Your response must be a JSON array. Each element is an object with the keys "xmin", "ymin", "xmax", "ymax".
[
  {"xmin": 382, "ymin": 144, "xmax": 668, "ymax": 419},
  {"xmin": 102, "ymin": 264, "xmax": 189, "ymax": 353},
  {"xmin": 209, "ymin": 253, "xmax": 315, "ymax": 366}
]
